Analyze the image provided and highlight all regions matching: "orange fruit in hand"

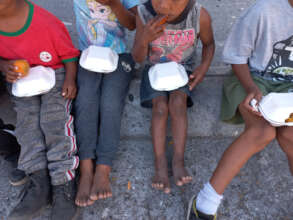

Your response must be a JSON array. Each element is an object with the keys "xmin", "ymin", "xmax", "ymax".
[{"xmin": 13, "ymin": 60, "xmax": 30, "ymax": 77}]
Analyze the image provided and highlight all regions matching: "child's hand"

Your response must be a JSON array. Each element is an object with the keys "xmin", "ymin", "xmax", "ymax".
[
  {"xmin": 242, "ymin": 87, "xmax": 263, "ymax": 117},
  {"xmin": 141, "ymin": 16, "xmax": 166, "ymax": 45},
  {"xmin": 62, "ymin": 78, "xmax": 77, "ymax": 100},
  {"xmin": 0, "ymin": 60, "xmax": 21, "ymax": 83},
  {"xmin": 188, "ymin": 65, "xmax": 207, "ymax": 90}
]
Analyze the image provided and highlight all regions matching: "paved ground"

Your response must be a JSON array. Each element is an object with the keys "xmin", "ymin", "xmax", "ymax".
[
  {"xmin": 1, "ymin": 0, "xmax": 293, "ymax": 220},
  {"xmin": 1, "ymin": 138, "xmax": 293, "ymax": 220}
]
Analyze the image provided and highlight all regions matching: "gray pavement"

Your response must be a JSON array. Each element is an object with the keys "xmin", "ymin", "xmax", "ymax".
[
  {"xmin": 1, "ymin": 138, "xmax": 293, "ymax": 220},
  {"xmin": 1, "ymin": 0, "xmax": 293, "ymax": 220}
]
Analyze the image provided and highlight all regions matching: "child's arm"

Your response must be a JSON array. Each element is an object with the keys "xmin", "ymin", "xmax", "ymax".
[
  {"xmin": 95, "ymin": 0, "xmax": 136, "ymax": 30},
  {"xmin": 232, "ymin": 64, "xmax": 262, "ymax": 116},
  {"xmin": 188, "ymin": 8, "xmax": 215, "ymax": 90},
  {"xmin": 62, "ymin": 61, "xmax": 77, "ymax": 99},
  {"xmin": 0, "ymin": 58, "xmax": 20, "ymax": 83},
  {"xmin": 132, "ymin": 15, "xmax": 165, "ymax": 63}
]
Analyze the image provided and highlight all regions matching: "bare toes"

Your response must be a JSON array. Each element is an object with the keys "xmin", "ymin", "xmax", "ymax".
[
  {"xmin": 176, "ymin": 179, "xmax": 184, "ymax": 186},
  {"xmin": 87, "ymin": 199, "xmax": 95, "ymax": 206}
]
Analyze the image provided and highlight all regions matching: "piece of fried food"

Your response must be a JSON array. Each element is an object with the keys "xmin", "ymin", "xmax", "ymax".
[
  {"xmin": 285, "ymin": 118, "xmax": 293, "ymax": 123},
  {"xmin": 290, "ymin": 113, "xmax": 293, "ymax": 118},
  {"xmin": 158, "ymin": 16, "xmax": 168, "ymax": 26}
]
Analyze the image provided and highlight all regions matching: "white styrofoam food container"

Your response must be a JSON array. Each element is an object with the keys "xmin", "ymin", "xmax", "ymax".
[
  {"xmin": 148, "ymin": 62, "xmax": 188, "ymax": 91},
  {"xmin": 12, "ymin": 66, "xmax": 55, "ymax": 97},
  {"xmin": 79, "ymin": 45, "xmax": 119, "ymax": 73},
  {"xmin": 251, "ymin": 93, "xmax": 293, "ymax": 127}
]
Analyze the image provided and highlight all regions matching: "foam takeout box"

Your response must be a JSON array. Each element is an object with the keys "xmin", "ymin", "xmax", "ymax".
[
  {"xmin": 12, "ymin": 66, "xmax": 55, "ymax": 97},
  {"xmin": 148, "ymin": 62, "xmax": 188, "ymax": 91},
  {"xmin": 251, "ymin": 93, "xmax": 293, "ymax": 127},
  {"xmin": 79, "ymin": 45, "xmax": 119, "ymax": 73}
]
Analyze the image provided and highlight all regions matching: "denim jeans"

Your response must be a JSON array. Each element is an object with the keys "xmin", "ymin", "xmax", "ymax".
[{"xmin": 74, "ymin": 53, "xmax": 135, "ymax": 166}]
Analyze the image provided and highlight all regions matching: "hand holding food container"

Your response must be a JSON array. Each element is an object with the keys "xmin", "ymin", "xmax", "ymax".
[
  {"xmin": 148, "ymin": 61, "xmax": 189, "ymax": 91},
  {"xmin": 250, "ymin": 93, "xmax": 293, "ymax": 127},
  {"xmin": 79, "ymin": 45, "xmax": 119, "ymax": 73}
]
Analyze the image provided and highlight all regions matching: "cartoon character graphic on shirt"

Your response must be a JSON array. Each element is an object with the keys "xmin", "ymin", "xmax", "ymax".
[
  {"xmin": 149, "ymin": 29, "xmax": 196, "ymax": 64},
  {"xmin": 265, "ymin": 35, "xmax": 293, "ymax": 80},
  {"xmin": 86, "ymin": 0, "xmax": 124, "ymax": 47}
]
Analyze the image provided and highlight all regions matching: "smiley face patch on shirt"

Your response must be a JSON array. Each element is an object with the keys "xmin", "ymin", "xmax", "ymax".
[{"xmin": 40, "ymin": 51, "xmax": 53, "ymax": 63}]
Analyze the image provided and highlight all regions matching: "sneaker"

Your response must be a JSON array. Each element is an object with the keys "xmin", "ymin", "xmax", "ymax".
[
  {"xmin": 51, "ymin": 180, "xmax": 81, "ymax": 220},
  {"xmin": 186, "ymin": 195, "xmax": 217, "ymax": 220},
  {"xmin": 8, "ymin": 169, "xmax": 50, "ymax": 220},
  {"xmin": 9, "ymin": 168, "xmax": 28, "ymax": 186}
]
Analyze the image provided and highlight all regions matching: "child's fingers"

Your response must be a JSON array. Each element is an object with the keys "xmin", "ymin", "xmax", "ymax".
[
  {"xmin": 8, "ymin": 64, "xmax": 16, "ymax": 72},
  {"xmin": 6, "ymin": 76, "xmax": 17, "ymax": 83},
  {"xmin": 148, "ymin": 16, "xmax": 163, "ymax": 27},
  {"xmin": 154, "ymin": 25, "xmax": 165, "ymax": 33},
  {"xmin": 6, "ymin": 70, "xmax": 21, "ymax": 82},
  {"xmin": 188, "ymin": 74, "xmax": 201, "ymax": 90},
  {"xmin": 62, "ymin": 87, "xmax": 68, "ymax": 97},
  {"xmin": 68, "ymin": 88, "xmax": 77, "ymax": 99},
  {"xmin": 243, "ymin": 93, "xmax": 262, "ymax": 116},
  {"xmin": 6, "ymin": 70, "xmax": 20, "ymax": 77},
  {"xmin": 151, "ymin": 15, "xmax": 167, "ymax": 27},
  {"xmin": 64, "ymin": 87, "xmax": 76, "ymax": 99}
]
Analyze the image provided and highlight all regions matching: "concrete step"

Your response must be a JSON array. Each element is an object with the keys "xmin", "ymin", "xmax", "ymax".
[
  {"xmin": 1, "ymin": 137, "xmax": 292, "ymax": 219},
  {"xmin": 122, "ymin": 75, "xmax": 243, "ymax": 138},
  {"xmin": 0, "ymin": 75, "xmax": 243, "ymax": 138}
]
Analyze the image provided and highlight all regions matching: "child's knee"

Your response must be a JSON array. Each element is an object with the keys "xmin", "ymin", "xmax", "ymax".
[
  {"xmin": 277, "ymin": 127, "xmax": 293, "ymax": 143},
  {"xmin": 169, "ymin": 93, "xmax": 187, "ymax": 116},
  {"xmin": 152, "ymin": 100, "xmax": 168, "ymax": 118},
  {"xmin": 245, "ymin": 125, "xmax": 276, "ymax": 146}
]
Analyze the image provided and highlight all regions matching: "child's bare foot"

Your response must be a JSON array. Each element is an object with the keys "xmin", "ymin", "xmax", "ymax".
[
  {"xmin": 90, "ymin": 164, "xmax": 112, "ymax": 201},
  {"xmin": 152, "ymin": 156, "xmax": 171, "ymax": 194},
  {"xmin": 172, "ymin": 159, "xmax": 192, "ymax": 186},
  {"xmin": 75, "ymin": 159, "xmax": 95, "ymax": 207}
]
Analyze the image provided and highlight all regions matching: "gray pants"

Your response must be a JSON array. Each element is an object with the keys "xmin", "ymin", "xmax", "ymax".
[
  {"xmin": 74, "ymin": 53, "xmax": 134, "ymax": 166},
  {"xmin": 12, "ymin": 68, "xmax": 79, "ymax": 186}
]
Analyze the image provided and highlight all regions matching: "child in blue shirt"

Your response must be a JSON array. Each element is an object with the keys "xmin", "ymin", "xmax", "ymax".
[{"xmin": 73, "ymin": 0, "xmax": 139, "ymax": 207}]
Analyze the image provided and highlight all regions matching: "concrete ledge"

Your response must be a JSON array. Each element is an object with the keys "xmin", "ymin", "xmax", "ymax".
[
  {"xmin": 0, "ymin": 75, "xmax": 244, "ymax": 138},
  {"xmin": 121, "ymin": 75, "xmax": 243, "ymax": 138}
]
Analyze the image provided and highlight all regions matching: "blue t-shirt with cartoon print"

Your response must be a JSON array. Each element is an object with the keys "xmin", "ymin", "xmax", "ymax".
[{"xmin": 73, "ymin": 0, "xmax": 139, "ymax": 53}]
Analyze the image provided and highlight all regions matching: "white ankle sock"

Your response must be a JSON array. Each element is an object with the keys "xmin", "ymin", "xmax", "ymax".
[{"xmin": 196, "ymin": 182, "xmax": 223, "ymax": 215}]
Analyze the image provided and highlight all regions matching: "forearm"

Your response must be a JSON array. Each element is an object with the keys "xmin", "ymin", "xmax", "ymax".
[
  {"xmin": 232, "ymin": 64, "xmax": 258, "ymax": 93},
  {"xmin": 199, "ymin": 41, "xmax": 215, "ymax": 72},
  {"xmin": 110, "ymin": 1, "xmax": 136, "ymax": 30},
  {"xmin": 132, "ymin": 37, "xmax": 148, "ymax": 63},
  {"xmin": 64, "ymin": 61, "xmax": 77, "ymax": 81}
]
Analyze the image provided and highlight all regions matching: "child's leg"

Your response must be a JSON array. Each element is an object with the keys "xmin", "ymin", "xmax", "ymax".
[
  {"xmin": 151, "ymin": 96, "xmax": 170, "ymax": 193},
  {"xmin": 210, "ymin": 102, "xmax": 276, "ymax": 194},
  {"xmin": 40, "ymin": 70, "xmax": 79, "ymax": 184},
  {"xmin": 276, "ymin": 127, "xmax": 293, "ymax": 175},
  {"xmin": 40, "ymin": 70, "xmax": 81, "ymax": 218},
  {"xmin": 193, "ymin": 102, "xmax": 276, "ymax": 217},
  {"xmin": 169, "ymin": 90, "xmax": 192, "ymax": 186},
  {"xmin": 74, "ymin": 66, "xmax": 102, "ymax": 206},
  {"xmin": 9, "ymin": 96, "xmax": 51, "ymax": 219},
  {"xmin": 12, "ymin": 96, "xmax": 47, "ymax": 174},
  {"xmin": 89, "ymin": 54, "xmax": 134, "ymax": 200}
]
